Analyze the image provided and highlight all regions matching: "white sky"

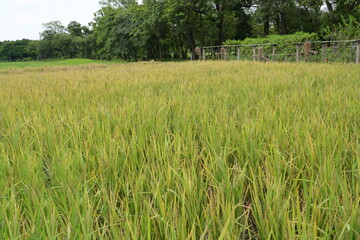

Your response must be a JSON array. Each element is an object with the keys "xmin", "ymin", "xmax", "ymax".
[{"xmin": 0, "ymin": 0, "xmax": 101, "ymax": 41}]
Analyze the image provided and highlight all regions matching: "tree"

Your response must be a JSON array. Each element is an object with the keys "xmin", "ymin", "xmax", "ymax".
[
  {"xmin": 0, "ymin": 39, "xmax": 35, "ymax": 61},
  {"xmin": 252, "ymin": 0, "xmax": 274, "ymax": 36},
  {"xmin": 132, "ymin": 0, "xmax": 171, "ymax": 60},
  {"xmin": 295, "ymin": 0, "xmax": 323, "ymax": 33},
  {"xmin": 41, "ymin": 21, "xmax": 65, "ymax": 40},
  {"xmin": 52, "ymin": 33, "xmax": 76, "ymax": 58},
  {"xmin": 232, "ymin": 1, "xmax": 252, "ymax": 39},
  {"xmin": 322, "ymin": 0, "xmax": 360, "ymax": 26},
  {"xmin": 67, "ymin": 21, "xmax": 84, "ymax": 37},
  {"xmin": 93, "ymin": 3, "xmax": 139, "ymax": 60},
  {"xmin": 11, "ymin": 0, "xmax": 356, "ymax": 62},
  {"xmin": 163, "ymin": 0, "xmax": 203, "ymax": 58},
  {"xmin": 26, "ymin": 41, "xmax": 39, "ymax": 59}
]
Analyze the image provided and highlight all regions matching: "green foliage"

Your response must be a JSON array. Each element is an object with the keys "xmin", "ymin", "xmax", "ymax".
[
  {"xmin": 40, "ymin": 21, "xmax": 66, "ymax": 40},
  {"xmin": 322, "ymin": 16, "xmax": 360, "ymax": 40},
  {"xmin": 37, "ymin": 21, "xmax": 97, "ymax": 60},
  {"xmin": 0, "ymin": 39, "xmax": 36, "ymax": 61},
  {"xmin": 225, "ymin": 31, "xmax": 319, "ymax": 45},
  {"xmin": 2, "ymin": 0, "xmax": 360, "ymax": 62},
  {"xmin": 92, "ymin": 0, "xmax": 255, "ymax": 60},
  {"xmin": 322, "ymin": 0, "xmax": 360, "ymax": 26},
  {"xmin": 93, "ymin": 5, "xmax": 137, "ymax": 60},
  {"xmin": 67, "ymin": 21, "xmax": 84, "ymax": 37},
  {"xmin": 223, "ymin": 32, "xmax": 319, "ymax": 62},
  {"xmin": 251, "ymin": 0, "xmax": 323, "ymax": 36},
  {"xmin": 0, "ymin": 21, "xmax": 97, "ymax": 61}
]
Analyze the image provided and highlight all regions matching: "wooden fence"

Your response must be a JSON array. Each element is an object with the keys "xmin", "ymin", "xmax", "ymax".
[{"xmin": 192, "ymin": 40, "xmax": 360, "ymax": 64}]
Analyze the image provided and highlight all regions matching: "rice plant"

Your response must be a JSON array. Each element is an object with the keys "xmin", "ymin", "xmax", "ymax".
[{"xmin": 0, "ymin": 61, "xmax": 359, "ymax": 239}]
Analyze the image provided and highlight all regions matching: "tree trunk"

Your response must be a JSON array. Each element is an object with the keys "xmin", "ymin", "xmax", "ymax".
[
  {"xmin": 187, "ymin": 21, "xmax": 196, "ymax": 59},
  {"xmin": 280, "ymin": 12, "xmax": 287, "ymax": 34},
  {"xmin": 215, "ymin": 3, "xmax": 225, "ymax": 45},
  {"xmin": 264, "ymin": 14, "xmax": 270, "ymax": 36},
  {"xmin": 325, "ymin": 1, "xmax": 334, "ymax": 12},
  {"xmin": 217, "ymin": 14, "xmax": 225, "ymax": 44},
  {"xmin": 159, "ymin": 41, "xmax": 162, "ymax": 61}
]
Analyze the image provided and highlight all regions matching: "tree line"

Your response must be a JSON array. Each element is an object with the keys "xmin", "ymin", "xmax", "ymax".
[{"xmin": 1, "ymin": 0, "xmax": 359, "ymax": 61}]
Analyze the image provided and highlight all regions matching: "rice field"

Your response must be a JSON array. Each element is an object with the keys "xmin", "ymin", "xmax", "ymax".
[{"xmin": 0, "ymin": 61, "xmax": 359, "ymax": 239}]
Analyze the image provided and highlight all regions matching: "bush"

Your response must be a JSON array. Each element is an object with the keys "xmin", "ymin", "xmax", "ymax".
[
  {"xmin": 224, "ymin": 32, "xmax": 319, "ymax": 46},
  {"xmin": 221, "ymin": 32, "xmax": 319, "ymax": 62}
]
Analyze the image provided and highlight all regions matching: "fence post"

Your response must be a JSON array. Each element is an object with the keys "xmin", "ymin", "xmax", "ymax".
[
  {"xmin": 322, "ymin": 43, "xmax": 326, "ymax": 62},
  {"xmin": 212, "ymin": 49, "xmax": 215, "ymax": 60},
  {"xmin": 220, "ymin": 47, "xmax": 226, "ymax": 60},
  {"xmin": 252, "ymin": 46, "xmax": 257, "ymax": 61},
  {"xmin": 296, "ymin": 44, "xmax": 300, "ymax": 62},
  {"xmin": 237, "ymin": 47, "xmax": 240, "ymax": 60},
  {"xmin": 304, "ymin": 41, "xmax": 311, "ymax": 62},
  {"xmin": 356, "ymin": 41, "xmax": 360, "ymax": 64},
  {"xmin": 257, "ymin": 47, "xmax": 263, "ymax": 61},
  {"xmin": 202, "ymin": 49, "xmax": 206, "ymax": 61},
  {"xmin": 272, "ymin": 44, "xmax": 276, "ymax": 61}
]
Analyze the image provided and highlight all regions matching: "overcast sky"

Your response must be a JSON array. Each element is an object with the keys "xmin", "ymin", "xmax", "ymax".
[{"xmin": 0, "ymin": 0, "xmax": 102, "ymax": 41}]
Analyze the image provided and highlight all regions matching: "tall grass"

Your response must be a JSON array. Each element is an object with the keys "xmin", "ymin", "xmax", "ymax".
[{"xmin": 0, "ymin": 61, "xmax": 359, "ymax": 239}]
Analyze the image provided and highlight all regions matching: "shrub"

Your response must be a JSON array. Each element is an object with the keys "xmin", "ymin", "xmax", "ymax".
[
  {"xmin": 224, "ymin": 32, "xmax": 319, "ymax": 46},
  {"xmin": 221, "ymin": 32, "xmax": 319, "ymax": 62}
]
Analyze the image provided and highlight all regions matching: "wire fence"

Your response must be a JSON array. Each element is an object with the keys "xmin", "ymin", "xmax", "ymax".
[{"xmin": 192, "ymin": 40, "xmax": 360, "ymax": 64}]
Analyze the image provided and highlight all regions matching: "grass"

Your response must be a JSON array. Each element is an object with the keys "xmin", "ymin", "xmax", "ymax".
[
  {"xmin": 0, "ymin": 61, "xmax": 359, "ymax": 239},
  {"xmin": 0, "ymin": 58, "xmax": 120, "ymax": 69}
]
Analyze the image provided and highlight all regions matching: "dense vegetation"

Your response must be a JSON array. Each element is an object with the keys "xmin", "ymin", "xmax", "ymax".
[
  {"xmin": 0, "ymin": 61, "xmax": 359, "ymax": 239},
  {"xmin": 1, "ymin": 0, "xmax": 360, "ymax": 61}
]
